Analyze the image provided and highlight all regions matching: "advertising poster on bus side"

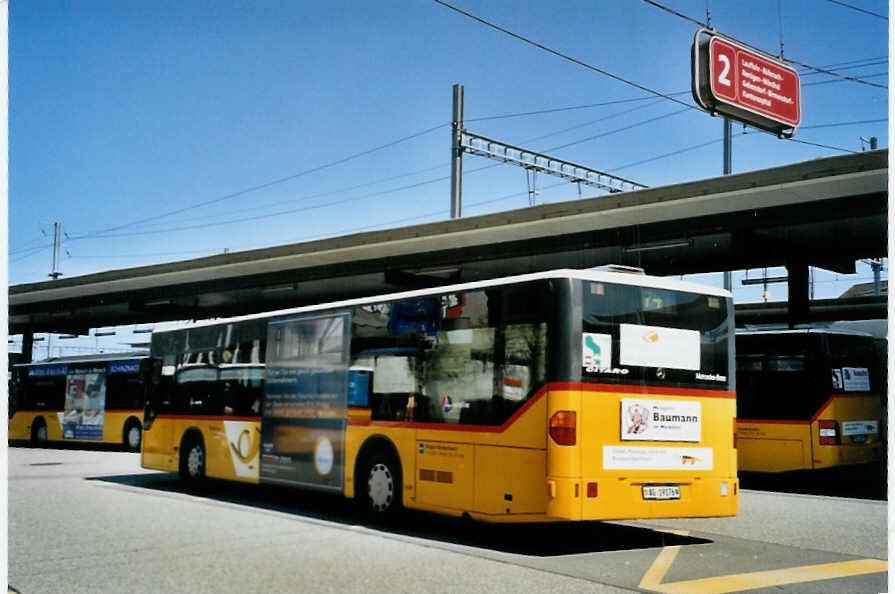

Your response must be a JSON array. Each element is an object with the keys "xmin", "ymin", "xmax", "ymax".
[
  {"xmin": 260, "ymin": 312, "xmax": 350, "ymax": 492},
  {"xmin": 61, "ymin": 366, "xmax": 107, "ymax": 440}
]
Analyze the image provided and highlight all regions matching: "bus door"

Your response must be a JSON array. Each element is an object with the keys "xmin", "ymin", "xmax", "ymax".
[{"xmin": 259, "ymin": 311, "xmax": 351, "ymax": 492}]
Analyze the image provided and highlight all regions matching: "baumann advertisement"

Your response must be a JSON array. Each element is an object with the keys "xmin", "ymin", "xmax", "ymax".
[
  {"xmin": 61, "ymin": 366, "xmax": 106, "ymax": 440},
  {"xmin": 260, "ymin": 312, "xmax": 350, "ymax": 492}
]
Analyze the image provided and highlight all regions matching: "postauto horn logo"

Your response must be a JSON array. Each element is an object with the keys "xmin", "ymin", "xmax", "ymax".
[{"xmin": 641, "ymin": 331, "xmax": 660, "ymax": 344}]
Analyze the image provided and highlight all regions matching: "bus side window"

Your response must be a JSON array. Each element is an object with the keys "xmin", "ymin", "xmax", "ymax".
[
  {"xmin": 106, "ymin": 373, "xmax": 144, "ymax": 411},
  {"xmin": 370, "ymin": 356, "xmax": 419, "ymax": 421},
  {"xmin": 175, "ymin": 366, "xmax": 220, "ymax": 415},
  {"xmin": 220, "ymin": 368, "xmax": 263, "ymax": 417}
]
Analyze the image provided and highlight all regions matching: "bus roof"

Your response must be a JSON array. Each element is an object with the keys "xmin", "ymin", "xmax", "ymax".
[
  {"xmin": 154, "ymin": 267, "xmax": 731, "ymax": 336},
  {"xmin": 737, "ymin": 328, "xmax": 875, "ymax": 338}
]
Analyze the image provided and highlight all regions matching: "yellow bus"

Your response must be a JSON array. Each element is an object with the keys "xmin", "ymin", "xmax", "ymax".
[
  {"xmin": 141, "ymin": 268, "xmax": 737, "ymax": 522},
  {"xmin": 735, "ymin": 329, "xmax": 885, "ymax": 473},
  {"xmin": 9, "ymin": 353, "xmax": 147, "ymax": 451}
]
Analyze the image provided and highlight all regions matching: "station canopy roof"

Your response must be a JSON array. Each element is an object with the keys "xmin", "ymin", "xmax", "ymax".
[{"xmin": 10, "ymin": 149, "xmax": 887, "ymax": 335}]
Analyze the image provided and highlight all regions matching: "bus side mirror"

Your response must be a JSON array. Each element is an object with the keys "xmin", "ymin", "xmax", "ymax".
[
  {"xmin": 140, "ymin": 358, "xmax": 163, "ymax": 426},
  {"xmin": 139, "ymin": 357, "xmax": 162, "ymax": 387}
]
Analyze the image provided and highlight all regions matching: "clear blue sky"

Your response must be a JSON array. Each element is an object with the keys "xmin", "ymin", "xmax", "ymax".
[{"xmin": 8, "ymin": 1, "xmax": 889, "ymax": 353}]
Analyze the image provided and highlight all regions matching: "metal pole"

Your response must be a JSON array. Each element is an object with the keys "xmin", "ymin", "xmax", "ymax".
[
  {"xmin": 450, "ymin": 84, "xmax": 464, "ymax": 219},
  {"xmin": 872, "ymin": 259, "xmax": 881, "ymax": 295},
  {"xmin": 723, "ymin": 118, "xmax": 732, "ymax": 175},
  {"xmin": 722, "ymin": 119, "xmax": 732, "ymax": 291},
  {"xmin": 49, "ymin": 221, "xmax": 62, "ymax": 280}
]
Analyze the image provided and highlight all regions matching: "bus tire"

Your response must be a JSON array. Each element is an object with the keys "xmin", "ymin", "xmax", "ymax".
[
  {"xmin": 30, "ymin": 417, "xmax": 48, "ymax": 446},
  {"xmin": 179, "ymin": 433, "xmax": 206, "ymax": 483},
  {"xmin": 358, "ymin": 448, "xmax": 402, "ymax": 521},
  {"xmin": 123, "ymin": 418, "xmax": 142, "ymax": 452}
]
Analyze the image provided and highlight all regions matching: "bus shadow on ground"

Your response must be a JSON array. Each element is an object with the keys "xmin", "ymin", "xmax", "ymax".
[
  {"xmin": 738, "ymin": 463, "xmax": 886, "ymax": 501},
  {"xmin": 89, "ymin": 472, "xmax": 710, "ymax": 556},
  {"xmin": 9, "ymin": 439, "xmax": 135, "ymax": 453}
]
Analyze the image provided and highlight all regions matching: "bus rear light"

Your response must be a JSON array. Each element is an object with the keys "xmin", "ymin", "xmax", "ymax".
[
  {"xmin": 720, "ymin": 482, "xmax": 729, "ymax": 497},
  {"xmin": 549, "ymin": 411, "xmax": 577, "ymax": 446},
  {"xmin": 587, "ymin": 482, "xmax": 598, "ymax": 498},
  {"xmin": 818, "ymin": 420, "xmax": 840, "ymax": 445}
]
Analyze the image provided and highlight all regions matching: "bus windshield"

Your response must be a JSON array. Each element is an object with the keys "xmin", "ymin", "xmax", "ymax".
[{"xmin": 581, "ymin": 281, "xmax": 731, "ymax": 390}]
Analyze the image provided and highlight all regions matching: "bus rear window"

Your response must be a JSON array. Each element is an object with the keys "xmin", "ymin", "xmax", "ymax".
[
  {"xmin": 581, "ymin": 282, "xmax": 731, "ymax": 390},
  {"xmin": 735, "ymin": 334, "xmax": 825, "ymax": 421}
]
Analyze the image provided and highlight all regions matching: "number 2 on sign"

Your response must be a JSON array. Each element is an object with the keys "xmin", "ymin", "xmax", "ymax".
[{"xmin": 717, "ymin": 54, "xmax": 731, "ymax": 86}]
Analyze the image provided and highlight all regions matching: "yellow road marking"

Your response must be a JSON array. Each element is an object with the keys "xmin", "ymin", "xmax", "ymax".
[
  {"xmin": 640, "ymin": 535, "xmax": 888, "ymax": 594},
  {"xmin": 647, "ymin": 559, "xmax": 888, "ymax": 593},
  {"xmin": 638, "ymin": 530, "xmax": 689, "ymax": 590}
]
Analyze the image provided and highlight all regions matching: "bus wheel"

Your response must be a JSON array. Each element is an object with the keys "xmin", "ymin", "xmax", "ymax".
[
  {"xmin": 30, "ymin": 418, "xmax": 47, "ymax": 446},
  {"xmin": 179, "ymin": 436, "xmax": 205, "ymax": 482},
  {"xmin": 360, "ymin": 450, "xmax": 402, "ymax": 520},
  {"xmin": 123, "ymin": 419, "xmax": 142, "ymax": 452}
]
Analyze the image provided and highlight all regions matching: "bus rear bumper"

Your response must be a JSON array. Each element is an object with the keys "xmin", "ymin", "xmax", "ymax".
[{"xmin": 546, "ymin": 476, "xmax": 739, "ymax": 520}]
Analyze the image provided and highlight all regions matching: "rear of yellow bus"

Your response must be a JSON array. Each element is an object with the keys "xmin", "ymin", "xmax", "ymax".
[
  {"xmin": 812, "ymin": 332, "xmax": 885, "ymax": 470},
  {"xmin": 545, "ymin": 276, "xmax": 737, "ymax": 521},
  {"xmin": 735, "ymin": 330, "xmax": 884, "ymax": 473}
]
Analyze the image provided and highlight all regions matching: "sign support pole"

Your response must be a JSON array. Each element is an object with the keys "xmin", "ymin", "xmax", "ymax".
[{"xmin": 722, "ymin": 118, "xmax": 732, "ymax": 291}]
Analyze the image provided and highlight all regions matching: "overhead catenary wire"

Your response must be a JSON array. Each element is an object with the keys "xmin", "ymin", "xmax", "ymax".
[
  {"xmin": 641, "ymin": 0, "xmax": 705, "ymax": 27},
  {"xmin": 55, "ymin": 31, "xmax": 884, "ymax": 244},
  {"xmin": 519, "ymin": 98, "xmax": 668, "ymax": 145},
  {"xmin": 800, "ymin": 118, "xmax": 887, "ymax": 129},
  {"xmin": 67, "ymin": 103, "xmax": 698, "ymax": 242},
  {"xmin": 543, "ymin": 107, "xmax": 691, "ymax": 152},
  {"xmin": 70, "ymin": 122, "xmax": 450, "ymax": 239},
  {"xmin": 799, "ymin": 58, "xmax": 888, "ymax": 76},
  {"xmin": 64, "ymin": 120, "xmax": 868, "ymax": 263},
  {"xmin": 787, "ymin": 137, "xmax": 857, "ymax": 153},
  {"xmin": 612, "ymin": 136, "xmax": 730, "ymax": 171},
  {"xmin": 788, "ymin": 60, "xmax": 886, "ymax": 89},
  {"xmin": 63, "ymin": 106, "xmax": 873, "ymax": 247},
  {"xmin": 71, "ymin": 174, "xmax": 453, "ymax": 240},
  {"xmin": 466, "ymin": 92, "xmax": 689, "ymax": 123},
  {"xmin": 823, "ymin": 0, "xmax": 887, "ymax": 20},
  {"xmin": 432, "ymin": 0, "xmax": 697, "ymax": 110},
  {"xmin": 468, "ymin": 56, "xmax": 884, "ymax": 124},
  {"xmin": 10, "ymin": 243, "xmax": 54, "ymax": 263},
  {"xmin": 455, "ymin": 55, "xmax": 885, "ymax": 123},
  {"xmin": 639, "ymin": 0, "xmax": 887, "ymax": 89},
  {"xmin": 801, "ymin": 71, "xmax": 887, "ymax": 88},
  {"xmin": 10, "ymin": 241, "xmax": 54, "ymax": 256},
  {"xmin": 85, "ymin": 162, "xmax": 451, "ymax": 233}
]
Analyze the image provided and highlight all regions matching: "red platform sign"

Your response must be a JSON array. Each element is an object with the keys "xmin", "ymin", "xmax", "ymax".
[{"xmin": 692, "ymin": 30, "xmax": 801, "ymax": 136}]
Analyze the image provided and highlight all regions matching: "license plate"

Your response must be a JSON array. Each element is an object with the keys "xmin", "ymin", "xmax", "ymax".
[{"xmin": 643, "ymin": 485, "xmax": 680, "ymax": 500}]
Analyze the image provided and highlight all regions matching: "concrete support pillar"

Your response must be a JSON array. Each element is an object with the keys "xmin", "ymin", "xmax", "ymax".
[
  {"xmin": 786, "ymin": 262, "xmax": 809, "ymax": 328},
  {"xmin": 21, "ymin": 331, "xmax": 34, "ymax": 364}
]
